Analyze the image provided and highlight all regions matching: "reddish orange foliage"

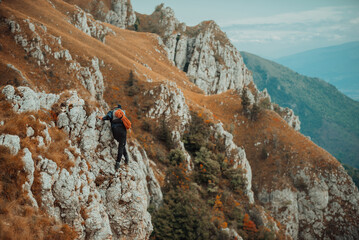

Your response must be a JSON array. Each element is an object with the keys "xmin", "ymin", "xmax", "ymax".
[{"xmin": 243, "ymin": 213, "xmax": 258, "ymax": 233}]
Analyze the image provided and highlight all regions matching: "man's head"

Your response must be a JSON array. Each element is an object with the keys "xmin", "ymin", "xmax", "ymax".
[{"xmin": 117, "ymin": 104, "xmax": 122, "ymax": 109}]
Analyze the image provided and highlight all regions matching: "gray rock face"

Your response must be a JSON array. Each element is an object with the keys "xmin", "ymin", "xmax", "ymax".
[
  {"xmin": 105, "ymin": 0, "xmax": 136, "ymax": 29},
  {"xmin": 258, "ymin": 167, "xmax": 359, "ymax": 239},
  {"xmin": 2, "ymin": 85, "xmax": 59, "ymax": 112},
  {"xmin": 0, "ymin": 134, "xmax": 21, "ymax": 155},
  {"xmin": 272, "ymin": 105, "xmax": 301, "ymax": 131},
  {"xmin": 2, "ymin": 86, "xmax": 162, "ymax": 239},
  {"xmin": 71, "ymin": 6, "xmax": 115, "ymax": 43},
  {"xmin": 22, "ymin": 148, "xmax": 38, "ymax": 208},
  {"xmin": 5, "ymin": 17, "xmax": 106, "ymax": 104},
  {"xmin": 143, "ymin": 6, "xmax": 253, "ymax": 95},
  {"xmin": 144, "ymin": 81, "xmax": 192, "ymax": 167},
  {"xmin": 214, "ymin": 123, "xmax": 254, "ymax": 203},
  {"xmin": 145, "ymin": 81, "xmax": 191, "ymax": 130},
  {"xmin": 183, "ymin": 22, "xmax": 252, "ymax": 95}
]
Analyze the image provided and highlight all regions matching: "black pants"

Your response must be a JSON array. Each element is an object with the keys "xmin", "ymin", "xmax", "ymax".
[{"xmin": 112, "ymin": 123, "xmax": 128, "ymax": 163}]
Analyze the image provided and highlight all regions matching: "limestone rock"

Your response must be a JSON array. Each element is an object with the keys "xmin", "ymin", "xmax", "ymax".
[
  {"xmin": 277, "ymin": 107, "xmax": 301, "ymax": 131},
  {"xmin": 2, "ymin": 85, "xmax": 59, "ymax": 112},
  {"xmin": 258, "ymin": 167, "xmax": 359, "ymax": 239},
  {"xmin": 0, "ymin": 134, "xmax": 21, "ymax": 155},
  {"xmin": 22, "ymin": 148, "xmax": 38, "ymax": 208},
  {"xmin": 76, "ymin": 57, "xmax": 105, "ymax": 101},
  {"xmin": 145, "ymin": 81, "xmax": 191, "ymax": 130},
  {"xmin": 1, "ymin": 86, "xmax": 162, "ymax": 239},
  {"xmin": 71, "ymin": 6, "xmax": 115, "ymax": 43},
  {"xmin": 137, "ymin": 6, "xmax": 253, "ymax": 94},
  {"xmin": 144, "ymin": 81, "xmax": 192, "ymax": 167},
  {"xmin": 105, "ymin": 0, "xmax": 136, "ymax": 29},
  {"xmin": 258, "ymin": 188, "xmax": 299, "ymax": 238},
  {"xmin": 214, "ymin": 123, "xmax": 254, "ymax": 203}
]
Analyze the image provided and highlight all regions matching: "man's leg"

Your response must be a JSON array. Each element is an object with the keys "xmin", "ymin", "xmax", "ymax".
[
  {"xmin": 118, "ymin": 127, "xmax": 128, "ymax": 164},
  {"xmin": 123, "ymin": 146, "xmax": 129, "ymax": 164}
]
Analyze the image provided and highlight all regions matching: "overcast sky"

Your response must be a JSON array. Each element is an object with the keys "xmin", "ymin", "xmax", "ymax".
[{"xmin": 131, "ymin": 0, "xmax": 359, "ymax": 59}]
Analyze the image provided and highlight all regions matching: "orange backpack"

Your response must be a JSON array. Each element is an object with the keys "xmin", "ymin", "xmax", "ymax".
[{"xmin": 115, "ymin": 109, "xmax": 132, "ymax": 130}]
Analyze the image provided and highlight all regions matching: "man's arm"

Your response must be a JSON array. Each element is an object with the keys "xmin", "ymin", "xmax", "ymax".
[{"xmin": 100, "ymin": 111, "xmax": 113, "ymax": 121}]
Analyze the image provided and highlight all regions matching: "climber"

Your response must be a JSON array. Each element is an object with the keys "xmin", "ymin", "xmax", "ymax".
[{"xmin": 99, "ymin": 104, "xmax": 129, "ymax": 170}]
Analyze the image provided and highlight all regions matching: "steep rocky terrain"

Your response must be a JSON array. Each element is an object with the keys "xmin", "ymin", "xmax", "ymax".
[
  {"xmin": 0, "ymin": 1, "xmax": 358, "ymax": 240},
  {"xmin": 135, "ymin": 4, "xmax": 253, "ymax": 95}
]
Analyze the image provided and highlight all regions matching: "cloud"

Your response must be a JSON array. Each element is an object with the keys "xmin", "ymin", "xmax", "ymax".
[
  {"xmin": 350, "ymin": 17, "xmax": 359, "ymax": 24},
  {"xmin": 222, "ymin": 5, "xmax": 359, "ymax": 46},
  {"xmin": 220, "ymin": 6, "xmax": 346, "ymax": 27}
]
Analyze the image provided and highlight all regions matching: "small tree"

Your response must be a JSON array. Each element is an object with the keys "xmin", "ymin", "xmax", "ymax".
[
  {"xmin": 194, "ymin": 147, "xmax": 220, "ymax": 185},
  {"xmin": 243, "ymin": 213, "xmax": 258, "ymax": 237},
  {"xmin": 126, "ymin": 71, "xmax": 140, "ymax": 96},
  {"xmin": 157, "ymin": 118, "xmax": 173, "ymax": 149},
  {"xmin": 241, "ymin": 88, "xmax": 250, "ymax": 117},
  {"xmin": 259, "ymin": 97, "xmax": 271, "ymax": 110},
  {"xmin": 250, "ymin": 103, "xmax": 260, "ymax": 121}
]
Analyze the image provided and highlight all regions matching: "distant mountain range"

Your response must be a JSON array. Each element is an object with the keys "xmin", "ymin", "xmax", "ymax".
[
  {"xmin": 241, "ymin": 51, "xmax": 359, "ymax": 168},
  {"xmin": 275, "ymin": 41, "xmax": 359, "ymax": 101}
]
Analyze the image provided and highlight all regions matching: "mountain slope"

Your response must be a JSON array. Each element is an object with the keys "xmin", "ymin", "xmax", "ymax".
[
  {"xmin": 276, "ymin": 41, "xmax": 359, "ymax": 100},
  {"xmin": 1, "ymin": 1, "xmax": 359, "ymax": 240},
  {"xmin": 241, "ymin": 51, "xmax": 359, "ymax": 168}
]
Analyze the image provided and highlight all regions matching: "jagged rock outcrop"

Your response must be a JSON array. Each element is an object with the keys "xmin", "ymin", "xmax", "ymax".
[
  {"xmin": 214, "ymin": 123, "xmax": 254, "ymax": 203},
  {"xmin": 2, "ymin": 85, "xmax": 59, "ymax": 112},
  {"xmin": 258, "ymin": 166, "xmax": 359, "ymax": 239},
  {"xmin": 0, "ymin": 134, "xmax": 20, "ymax": 155},
  {"xmin": 70, "ymin": 6, "xmax": 115, "ymax": 43},
  {"xmin": 144, "ymin": 81, "xmax": 192, "ymax": 167},
  {"xmin": 5, "ymin": 17, "xmax": 106, "ymax": 102},
  {"xmin": 277, "ymin": 107, "xmax": 301, "ymax": 131},
  {"xmin": 136, "ymin": 5, "xmax": 253, "ymax": 95},
  {"xmin": 2, "ymin": 85, "xmax": 162, "ymax": 239},
  {"xmin": 65, "ymin": 0, "xmax": 136, "ymax": 29},
  {"xmin": 105, "ymin": 0, "xmax": 136, "ymax": 28}
]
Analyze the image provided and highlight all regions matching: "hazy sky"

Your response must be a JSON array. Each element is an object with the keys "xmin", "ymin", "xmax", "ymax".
[{"xmin": 131, "ymin": 0, "xmax": 359, "ymax": 59}]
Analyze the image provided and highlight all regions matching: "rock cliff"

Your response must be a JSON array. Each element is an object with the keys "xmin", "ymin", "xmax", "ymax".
[
  {"xmin": 136, "ymin": 4, "xmax": 253, "ymax": 95},
  {"xmin": 1, "ymin": 85, "xmax": 162, "ymax": 239},
  {"xmin": 63, "ymin": 0, "xmax": 136, "ymax": 29},
  {"xmin": 135, "ymin": 4, "xmax": 301, "ymax": 132}
]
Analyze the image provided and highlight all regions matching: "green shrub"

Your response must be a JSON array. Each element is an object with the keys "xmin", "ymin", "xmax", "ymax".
[
  {"xmin": 241, "ymin": 88, "xmax": 250, "ymax": 116},
  {"xmin": 157, "ymin": 118, "xmax": 174, "ymax": 149},
  {"xmin": 223, "ymin": 167, "xmax": 245, "ymax": 192},
  {"xmin": 183, "ymin": 112, "xmax": 212, "ymax": 154},
  {"xmin": 168, "ymin": 148, "xmax": 186, "ymax": 166},
  {"xmin": 141, "ymin": 120, "xmax": 151, "ymax": 132},
  {"xmin": 151, "ymin": 149, "xmax": 225, "ymax": 240},
  {"xmin": 250, "ymin": 103, "xmax": 261, "ymax": 121},
  {"xmin": 259, "ymin": 97, "xmax": 271, "ymax": 110},
  {"xmin": 194, "ymin": 147, "xmax": 220, "ymax": 185}
]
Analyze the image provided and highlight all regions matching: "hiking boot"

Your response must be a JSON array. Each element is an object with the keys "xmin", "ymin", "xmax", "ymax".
[
  {"xmin": 115, "ymin": 162, "xmax": 120, "ymax": 170},
  {"xmin": 124, "ymin": 156, "xmax": 129, "ymax": 165}
]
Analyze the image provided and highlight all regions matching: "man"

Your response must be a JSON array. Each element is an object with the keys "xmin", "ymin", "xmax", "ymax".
[{"xmin": 99, "ymin": 104, "xmax": 129, "ymax": 170}]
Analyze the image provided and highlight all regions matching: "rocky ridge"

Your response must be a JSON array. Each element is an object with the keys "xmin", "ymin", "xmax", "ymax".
[
  {"xmin": 258, "ymin": 165, "xmax": 359, "ymax": 239},
  {"xmin": 136, "ymin": 4, "xmax": 253, "ymax": 95},
  {"xmin": 63, "ymin": 0, "xmax": 136, "ymax": 29},
  {"xmin": 135, "ymin": 4, "xmax": 301, "ymax": 132},
  {"xmin": 1, "ymin": 85, "xmax": 162, "ymax": 239}
]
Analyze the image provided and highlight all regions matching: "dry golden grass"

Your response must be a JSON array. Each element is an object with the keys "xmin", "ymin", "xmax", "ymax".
[
  {"xmin": 0, "ymin": 146, "xmax": 77, "ymax": 240},
  {"xmin": 187, "ymin": 90, "xmax": 341, "ymax": 190},
  {"xmin": 45, "ymin": 127, "xmax": 75, "ymax": 169}
]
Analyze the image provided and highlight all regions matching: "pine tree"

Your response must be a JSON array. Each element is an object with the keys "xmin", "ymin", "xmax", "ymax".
[{"xmin": 241, "ymin": 88, "xmax": 250, "ymax": 117}]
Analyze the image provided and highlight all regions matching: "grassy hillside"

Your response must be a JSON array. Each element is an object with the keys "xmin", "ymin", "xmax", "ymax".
[
  {"xmin": 276, "ymin": 41, "xmax": 359, "ymax": 100},
  {"xmin": 241, "ymin": 51, "xmax": 359, "ymax": 168}
]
